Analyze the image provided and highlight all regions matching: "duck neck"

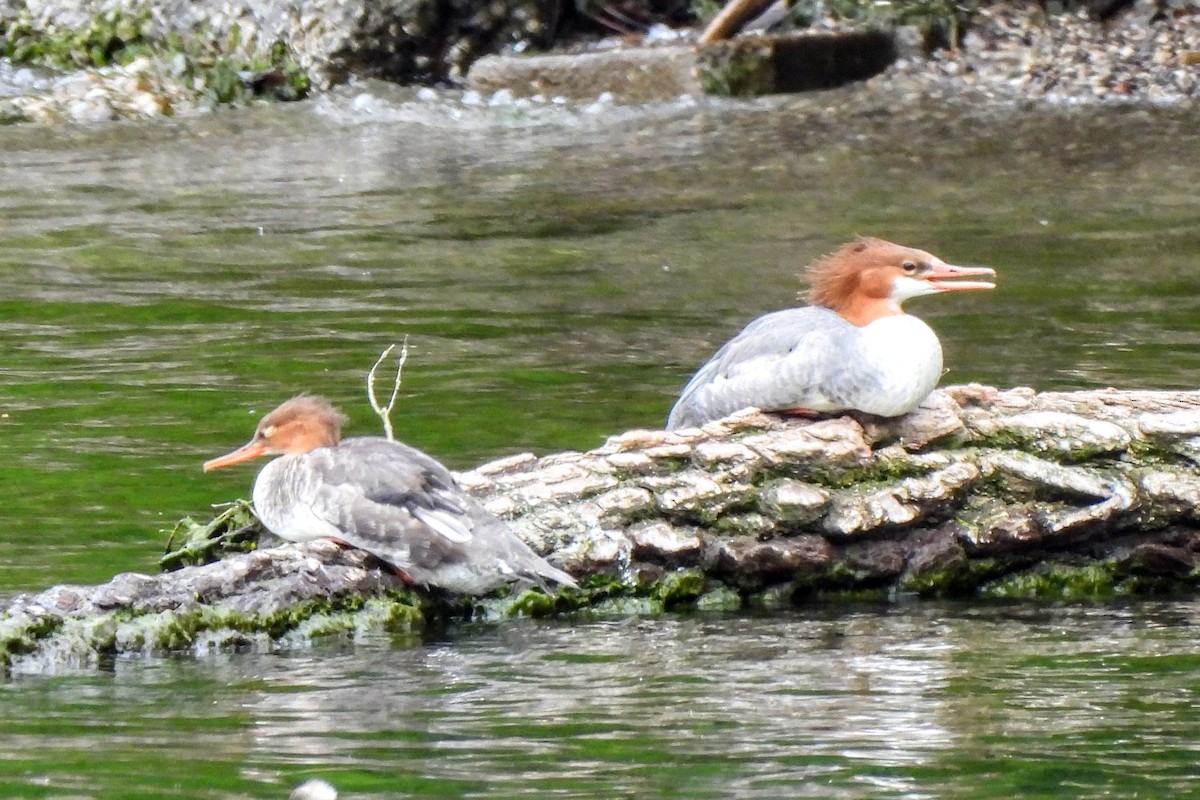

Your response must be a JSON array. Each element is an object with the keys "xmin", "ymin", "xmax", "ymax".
[{"xmin": 833, "ymin": 296, "xmax": 904, "ymax": 327}]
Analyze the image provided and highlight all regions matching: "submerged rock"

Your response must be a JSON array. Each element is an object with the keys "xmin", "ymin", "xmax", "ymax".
[{"xmin": 467, "ymin": 30, "xmax": 896, "ymax": 101}]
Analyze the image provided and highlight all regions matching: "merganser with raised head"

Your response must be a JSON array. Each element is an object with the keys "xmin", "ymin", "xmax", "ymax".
[
  {"xmin": 667, "ymin": 238, "xmax": 995, "ymax": 430},
  {"xmin": 203, "ymin": 395, "xmax": 578, "ymax": 595}
]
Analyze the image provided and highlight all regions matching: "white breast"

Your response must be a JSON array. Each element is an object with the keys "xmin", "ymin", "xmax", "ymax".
[
  {"xmin": 851, "ymin": 315, "xmax": 944, "ymax": 416},
  {"xmin": 251, "ymin": 456, "xmax": 343, "ymax": 542}
]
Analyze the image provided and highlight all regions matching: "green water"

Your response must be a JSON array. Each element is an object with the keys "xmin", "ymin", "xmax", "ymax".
[
  {"xmin": 1, "ymin": 85, "xmax": 1199, "ymax": 797},
  {"xmin": 4, "ymin": 604, "xmax": 1200, "ymax": 798}
]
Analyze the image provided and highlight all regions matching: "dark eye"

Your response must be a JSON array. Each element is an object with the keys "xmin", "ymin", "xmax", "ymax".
[{"xmin": 901, "ymin": 261, "xmax": 918, "ymax": 273}]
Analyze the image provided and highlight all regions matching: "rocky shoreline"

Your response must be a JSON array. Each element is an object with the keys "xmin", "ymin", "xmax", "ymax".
[
  {"xmin": 0, "ymin": 1, "xmax": 1194, "ymax": 124},
  {"xmin": 885, "ymin": 2, "xmax": 1197, "ymax": 105}
]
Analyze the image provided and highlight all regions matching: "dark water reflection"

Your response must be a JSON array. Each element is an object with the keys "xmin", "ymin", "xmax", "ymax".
[{"xmin": 1, "ymin": 86, "xmax": 1199, "ymax": 798}]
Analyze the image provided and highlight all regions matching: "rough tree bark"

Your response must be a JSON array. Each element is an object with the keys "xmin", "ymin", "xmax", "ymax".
[{"xmin": 5, "ymin": 384, "xmax": 1200, "ymax": 673}]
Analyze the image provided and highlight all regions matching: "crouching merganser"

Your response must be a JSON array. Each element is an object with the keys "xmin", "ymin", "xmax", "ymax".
[
  {"xmin": 203, "ymin": 395, "xmax": 578, "ymax": 595},
  {"xmin": 667, "ymin": 237, "xmax": 995, "ymax": 430}
]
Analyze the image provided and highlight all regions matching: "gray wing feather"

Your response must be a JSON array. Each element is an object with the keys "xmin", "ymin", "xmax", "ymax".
[
  {"xmin": 668, "ymin": 307, "xmax": 874, "ymax": 429},
  {"xmin": 295, "ymin": 438, "xmax": 576, "ymax": 592},
  {"xmin": 299, "ymin": 438, "xmax": 485, "ymax": 564}
]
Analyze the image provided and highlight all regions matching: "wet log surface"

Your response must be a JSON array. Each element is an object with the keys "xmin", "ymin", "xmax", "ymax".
[{"xmin": 6, "ymin": 384, "xmax": 1200, "ymax": 673}]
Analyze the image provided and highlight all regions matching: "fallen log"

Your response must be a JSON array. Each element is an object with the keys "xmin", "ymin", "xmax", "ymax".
[
  {"xmin": 466, "ymin": 383, "xmax": 1200, "ymax": 600},
  {"xmin": 5, "ymin": 384, "xmax": 1200, "ymax": 673}
]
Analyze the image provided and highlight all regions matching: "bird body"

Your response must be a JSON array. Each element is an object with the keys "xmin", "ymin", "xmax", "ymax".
[
  {"xmin": 667, "ymin": 238, "xmax": 995, "ymax": 430},
  {"xmin": 204, "ymin": 396, "xmax": 577, "ymax": 595}
]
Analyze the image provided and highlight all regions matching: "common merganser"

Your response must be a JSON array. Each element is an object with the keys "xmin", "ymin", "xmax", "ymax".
[
  {"xmin": 203, "ymin": 395, "xmax": 578, "ymax": 595},
  {"xmin": 666, "ymin": 238, "xmax": 996, "ymax": 430}
]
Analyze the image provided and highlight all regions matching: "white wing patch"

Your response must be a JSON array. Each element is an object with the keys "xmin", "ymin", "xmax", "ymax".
[{"xmin": 412, "ymin": 506, "xmax": 474, "ymax": 543}]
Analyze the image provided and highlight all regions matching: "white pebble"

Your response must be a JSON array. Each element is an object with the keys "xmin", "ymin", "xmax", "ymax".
[
  {"xmin": 289, "ymin": 778, "xmax": 338, "ymax": 800},
  {"xmin": 487, "ymin": 88, "xmax": 515, "ymax": 106}
]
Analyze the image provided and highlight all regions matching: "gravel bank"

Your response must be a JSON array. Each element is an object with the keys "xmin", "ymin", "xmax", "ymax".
[{"xmin": 882, "ymin": 3, "xmax": 1198, "ymax": 104}]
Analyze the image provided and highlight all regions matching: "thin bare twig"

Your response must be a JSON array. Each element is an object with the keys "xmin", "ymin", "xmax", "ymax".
[{"xmin": 367, "ymin": 337, "xmax": 409, "ymax": 440}]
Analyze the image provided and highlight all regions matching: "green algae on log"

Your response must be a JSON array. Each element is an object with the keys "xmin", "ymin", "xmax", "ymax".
[
  {"xmin": 0, "ymin": 543, "xmax": 436, "ymax": 675},
  {"xmin": 159, "ymin": 499, "xmax": 260, "ymax": 570},
  {"xmin": 7, "ymin": 385, "xmax": 1200, "ymax": 674},
  {"xmin": 459, "ymin": 385, "xmax": 1200, "ymax": 603}
]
